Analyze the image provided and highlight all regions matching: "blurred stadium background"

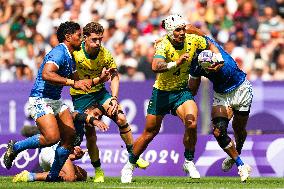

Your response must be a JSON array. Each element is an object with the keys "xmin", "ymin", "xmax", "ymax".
[{"xmin": 0, "ymin": 0, "xmax": 284, "ymax": 181}]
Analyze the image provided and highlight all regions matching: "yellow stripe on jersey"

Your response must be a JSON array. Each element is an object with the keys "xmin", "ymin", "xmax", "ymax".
[
  {"xmin": 153, "ymin": 34, "xmax": 208, "ymax": 91},
  {"xmin": 70, "ymin": 43, "xmax": 117, "ymax": 95}
]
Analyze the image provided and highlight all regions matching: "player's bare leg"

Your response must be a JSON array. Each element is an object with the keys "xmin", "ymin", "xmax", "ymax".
[
  {"xmin": 176, "ymin": 100, "xmax": 200, "ymax": 179},
  {"xmin": 103, "ymin": 100, "xmax": 149, "ymax": 169},
  {"xmin": 4, "ymin": 114, "xmax": 61, "ymax": 170},
  {"xmin": 121, "ymin": 114, "xmax": 163, "ymax": 183},
  {"xmin": 212, "ymin": 106, "xmax": 251, "ymax": 182},
  {"xmin": 85, "ymin": 126, "xmax": 105, "ymax": 182},
  {"xmin": 232, "ymin": 113, "xmax": 249, "ymax": 155}
]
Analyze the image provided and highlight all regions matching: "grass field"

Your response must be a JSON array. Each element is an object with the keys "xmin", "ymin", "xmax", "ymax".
[{"xmin": 0, "ymin": 176, "xmax": 284, "ymax": 189}]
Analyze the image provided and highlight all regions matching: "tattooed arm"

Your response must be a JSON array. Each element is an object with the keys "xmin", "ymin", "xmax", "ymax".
[{"xmin": 151, "ymin": 53, "xmax": 190, "ymax": 73}]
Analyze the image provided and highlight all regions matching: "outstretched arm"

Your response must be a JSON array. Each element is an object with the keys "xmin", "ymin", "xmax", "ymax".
[
  {"xmin": 185, "ymin": 24, "xmax": 221, "ymax": 54},
  {"xmin": 42, "ymin": 63, "xmax": 91, "ymax": 92},
  {"xmin": 186, "ymin": 24, "xmax": 206, "ymax": 36}
]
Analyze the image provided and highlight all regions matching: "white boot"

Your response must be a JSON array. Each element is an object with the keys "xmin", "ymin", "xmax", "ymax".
[
  {"xmin": 238, "ymin": 164, "xmax": 252, "ymax": 182},
  {"xmin": 183, "ymin": 160, "xmax": 200, "ymax": 179},
  {"xmin": 121, "ymin": 161, "xmax": 135, "ymax": 183}
]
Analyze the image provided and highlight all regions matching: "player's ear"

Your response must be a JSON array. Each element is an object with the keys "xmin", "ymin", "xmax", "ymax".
[
  {"xmin": 83, "ymin": 35, "xmax": 87, "ymax": 41},
  {"xmin": 65, "ymin": 33, "xmax": 72, "ymax": 42}
]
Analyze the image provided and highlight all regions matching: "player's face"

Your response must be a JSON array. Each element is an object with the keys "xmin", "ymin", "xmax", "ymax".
[
  {"xmin": 85, "ymin": 32, "xmax": 103, "ymax": 52},
  {"xmin": 85, "ymin": 106, "xmax": 103, "ymax": 119},
  {"xmin": 70, "ymin": 29, "xmax": 82, "ymax": 51},
  {"xmin": 173, "ymin": 25, "xmax": 186, "ymax": 43}
]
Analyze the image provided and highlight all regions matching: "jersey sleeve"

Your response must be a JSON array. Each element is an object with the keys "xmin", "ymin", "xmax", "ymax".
[
  {"xmin": 154, "ymin": 40, "xmax": 167, "ymax": 60},
  {"xmin": 45, "ymin": 48, "xmax": 65, "ymax": 68},
  {"xmin": 105, "ymin": 49, "xmax": 117, "ymax": 69},
  {"xmin": 193, "ymin": 35, "xmax": 208, "ymax": 50}
]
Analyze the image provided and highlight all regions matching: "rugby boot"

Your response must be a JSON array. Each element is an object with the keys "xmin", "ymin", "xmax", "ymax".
[{"xmin": 4, "ymin": 140, "xmax": 17, "ymax": 169}]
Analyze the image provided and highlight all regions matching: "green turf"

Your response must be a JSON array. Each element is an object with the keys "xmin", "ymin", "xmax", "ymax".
[{"xmin": 0, "ymin": 176, "xmax": 284, "ymax": 189}]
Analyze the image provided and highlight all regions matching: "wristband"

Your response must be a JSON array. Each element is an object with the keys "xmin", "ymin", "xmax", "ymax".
[
  {"xmin": 89, "ymin": 116, "xmax": 98, "ymax": 125},
  {"xmin": 66, "ymin": 79, "xmax": 75, "ymax": 86},
  {"xmin": 74, "ymin": 113, "xmax": 88, "ymax": 123},
  {"xmin": 166, "ymin": 61, "xmax": 177, "ymax": 69},
  {"xmin": 92, "ymin": 77, "xmax": 101, "ymax": 86}
]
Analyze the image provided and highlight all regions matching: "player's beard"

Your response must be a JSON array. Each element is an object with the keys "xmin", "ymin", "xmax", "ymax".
[
  {"xmin": 175, "ymin": 34, "xmax": 185, "ymax": 43},
  {"xmin": 73, "ymin": 44, "xmax": 82, "ymax": 51}
]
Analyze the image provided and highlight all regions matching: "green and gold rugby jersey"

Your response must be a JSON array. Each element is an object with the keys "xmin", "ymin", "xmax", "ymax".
[
  {"xmin": 153, "ymin": 34, "xmax": 208, "ymax": 91},
  {"xmin": 70, "ymin": 43, "xmax": 117, "ymax": 95}
]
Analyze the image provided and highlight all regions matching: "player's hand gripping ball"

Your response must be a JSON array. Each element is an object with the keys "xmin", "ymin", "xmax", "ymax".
[{"xmin": 198, "ymin": 50, "xmax": 214, "ymax": 69}]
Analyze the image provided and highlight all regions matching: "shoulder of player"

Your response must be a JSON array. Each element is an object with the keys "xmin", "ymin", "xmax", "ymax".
[
  {"xmin": 99, "ymin": 45, "xmax": 112, "ymax": 54},
  {"xmin": 72, "ymin": 48, "xmax": 85, "ymax": 63},
  {"xmin": 155, "ymin": 36, "xmax": 170, "ymax": 50},
  {"xmin": 99, "ymin": 46, "xmax": 114, "ymax": 59},
  {"xmin": 46, "ymin": 44, "xmax": 65, "ymax": 59},
  {"xmin": 185, "ymin": 33, "xmax": 205, "ymax": 40}
]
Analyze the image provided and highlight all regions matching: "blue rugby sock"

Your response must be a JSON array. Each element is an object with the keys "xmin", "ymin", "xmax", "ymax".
[
  {"xmin": 235, "ymin": 156, "xmax": 244, "ymax": 167},
  {"xmin": 28, "ymin": 172, "xmax": 36, "ymax": 181},
  {"xmin": 13, "ymin": 134, "xmax": 41, "ymax": 154},
  {"xmin": 47, "ymin": 145, "xmax": 70, "ymax": 181}
]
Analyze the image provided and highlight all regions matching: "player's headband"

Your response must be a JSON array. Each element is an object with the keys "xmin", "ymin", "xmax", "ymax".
[{"xmin": 164, "ymin": 14, "xmax": 186, "ymax": 39}]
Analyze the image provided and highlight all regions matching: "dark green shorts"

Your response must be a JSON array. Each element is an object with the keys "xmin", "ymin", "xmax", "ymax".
[
  {"xmin": 71, "ymin": 88, "xmax": 111, "ymax": 113},
  {"xmin": 147, "ymin": 87, "xmax": 194, "ymax": 116}
]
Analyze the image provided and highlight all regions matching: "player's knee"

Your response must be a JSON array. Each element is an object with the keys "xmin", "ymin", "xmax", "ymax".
[
  {"xmin": 116, "ymin": 113, "xmax": 127, "ymax": 126},
  {"xmin": 184, "ymin": 114, "xmax": 197, "ymax": 130},
  {"xmin": 144, "ymin": 127, "xmax": 159, "ymax": 140},
  {"xmin": 212, "ymin": 117, "xmax": 231, "ymax": 149},
  {"xmin": 44, "ymin": 133, "xmax": 60, "ymax": 145}
]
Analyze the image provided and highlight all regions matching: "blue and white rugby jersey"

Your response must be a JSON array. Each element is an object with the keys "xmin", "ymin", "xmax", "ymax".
[
  {"xmin": 190, "ymin": 36, "xmax": 246, "ymax": 94},
  {"xmin": 30, "ymin": 43, "xmax": 76, "ymax": 100}
]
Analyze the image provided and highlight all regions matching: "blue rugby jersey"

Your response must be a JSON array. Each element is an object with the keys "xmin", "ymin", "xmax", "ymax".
[
  {"xmin": 189, "ymin": 36, "xmax": 246, "ymax": 94},
  {"xmin": 30, "ymin": 43, "xmax": 76, "ymax": 99}
]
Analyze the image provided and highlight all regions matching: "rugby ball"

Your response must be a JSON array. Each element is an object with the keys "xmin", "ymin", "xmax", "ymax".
[{"xmin": 198, "ymin": 50, "xmax": 214, "ymax": 69}]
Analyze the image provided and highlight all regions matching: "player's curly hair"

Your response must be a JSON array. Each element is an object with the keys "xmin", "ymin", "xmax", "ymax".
[
  {"xmin": 83, "ymin": 22, "xmax": 104, "ymax": 36},
  {"xmin": 56, "ymin": 21, "xmax": 81, "ymax": 43},
  {"xmin": 161, "ymin": 20, "xmax": 166, "ymax": 29}
]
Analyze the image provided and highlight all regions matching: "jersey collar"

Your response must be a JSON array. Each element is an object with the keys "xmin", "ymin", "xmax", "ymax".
[
  {"xmin": 60, "ymin": 43, "xmax": 72, "ymax": 59},
  {"xmin": 82, "ymin": 42, "xmax": 99, "ymax": 59},
  {"xmin": 167, "ymin": 35, "xmax": 184, "ymax": 50}
]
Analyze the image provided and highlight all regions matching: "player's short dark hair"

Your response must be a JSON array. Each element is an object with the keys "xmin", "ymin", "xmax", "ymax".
[
  {"xmin": 56, "ymin": 21, "xmax": 81, "ymax": 43},
  {"xmin": 161, "ymin": 20, "xmax": 166, "ymax": 29},
  {"xmin": 83, "ymin": 22, "xmax": 104, "ymax": 36}
]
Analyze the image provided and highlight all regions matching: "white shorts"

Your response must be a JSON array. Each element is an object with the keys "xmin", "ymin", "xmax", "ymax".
[
  {"xmin": 28, "ymin": 97, "xmax": 69, "ymax": 120},
  {"xmin": 38, "ymin": 144, "xmax": 58, "ymax": 171},
  {"xmin": 212, "ymin": 80, "xmax": 253, "ymax": 112}
]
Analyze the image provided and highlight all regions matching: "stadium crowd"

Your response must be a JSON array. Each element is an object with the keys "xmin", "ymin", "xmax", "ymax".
[{"xmin": 0, "ymin": 0, "xmax": 283, "ymax": 83}]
